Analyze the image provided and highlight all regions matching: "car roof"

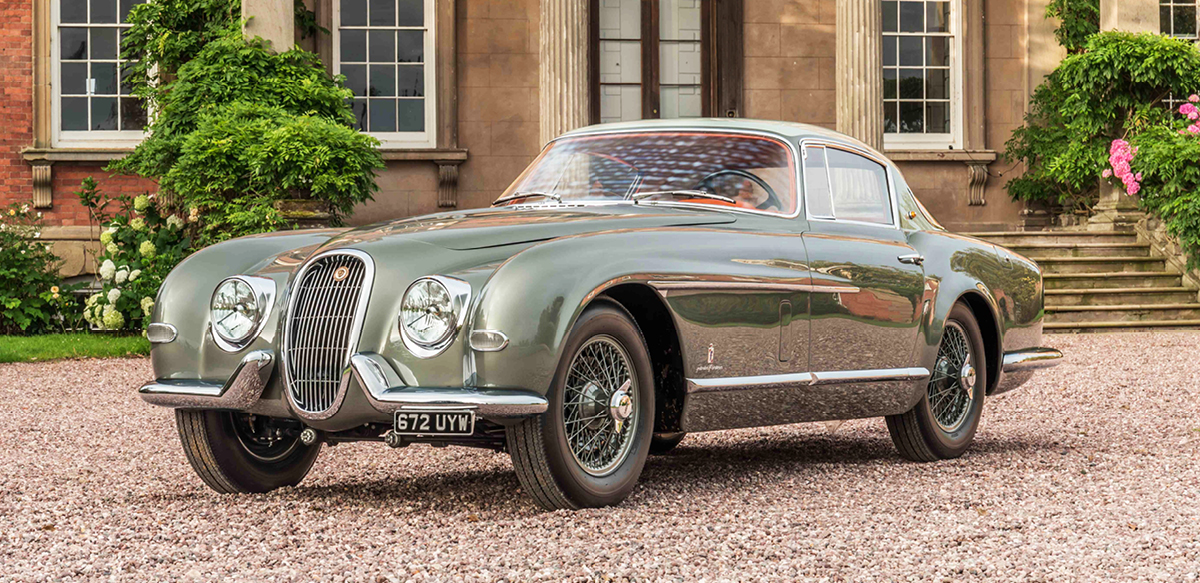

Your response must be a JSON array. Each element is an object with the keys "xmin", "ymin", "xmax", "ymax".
[{"xmin": 558, "ymin": 118, "xmax": 881, "ymax": 158}]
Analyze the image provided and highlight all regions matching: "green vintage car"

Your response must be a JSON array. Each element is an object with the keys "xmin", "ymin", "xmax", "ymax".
[{"xmin": 140, "ymin": 119, "xmax": 1061, "ymax": 510}]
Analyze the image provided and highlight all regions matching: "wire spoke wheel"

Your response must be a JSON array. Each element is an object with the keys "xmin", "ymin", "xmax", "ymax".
[
  {"xmin": 563, "ymin": 335, "xmax": 638, "ymax": 477},
  {"xmin": 928, "ymin": 321, "xmax": 976, "ymax": 432},
  {"xmin": 230, "ymin": 413, "xmax": 299, "ymax": 463}
]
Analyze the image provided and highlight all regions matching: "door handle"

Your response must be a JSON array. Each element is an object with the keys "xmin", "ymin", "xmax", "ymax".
[{"xmin": 898, "ymin": 253, "xmax": 924, "ymax": 266}]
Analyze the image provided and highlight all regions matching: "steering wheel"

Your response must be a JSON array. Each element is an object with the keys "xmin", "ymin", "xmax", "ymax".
[{"xmin": 698, "ymin": 169, "xmax": 783, "ymax": 211}]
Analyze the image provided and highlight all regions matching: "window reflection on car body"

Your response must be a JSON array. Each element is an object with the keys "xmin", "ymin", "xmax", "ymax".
[{"xmin": 492, "ymin": 191, "xmax": 564, "ymax": 206}]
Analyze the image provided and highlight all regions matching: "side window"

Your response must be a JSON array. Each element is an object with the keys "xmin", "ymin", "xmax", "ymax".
[
  {"xmin": 826, "ymin": 148, "xmax": 893, "ymax": 225},
  {"xmin": 803, "ymin": 145, "xmax": 834, "ymax": 218}
]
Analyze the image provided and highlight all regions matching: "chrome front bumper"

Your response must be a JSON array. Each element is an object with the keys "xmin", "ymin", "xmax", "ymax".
[
  {"xmin": 995, "ymin": 346, "xmax": 1063, "ymax": 395},
  {"xmin": 138, "ymin": 350, "xmax": 548, "ymax": 424}
]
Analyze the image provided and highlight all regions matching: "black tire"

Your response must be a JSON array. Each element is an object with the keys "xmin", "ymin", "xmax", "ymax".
[
  {"xmin": 886, "ymin": 303, "xmax": 987, "ymax": 462},
  {"xmin": 175, "ymin": 410, "xmax": 321, "ymax": 493},
  {"xmin": 649, "ymin": 432, "xmax": 686, "ymax": 455},
  {"xmin": 507, "ymin": 301, "xmax": 655, "ymax": 510}
]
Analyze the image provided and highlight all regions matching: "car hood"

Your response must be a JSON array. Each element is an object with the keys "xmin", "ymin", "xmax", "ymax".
[{"xmin": 322, "ymin": 205, "xmax": 739, "ymax": 250}]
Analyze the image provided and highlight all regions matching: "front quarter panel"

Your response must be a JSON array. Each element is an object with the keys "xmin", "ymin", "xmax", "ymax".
[{"xmin": 150, "ymin": 229, "xmax": 342, "ymax": 383}]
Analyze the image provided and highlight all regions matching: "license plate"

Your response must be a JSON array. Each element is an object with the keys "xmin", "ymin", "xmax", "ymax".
[{"xmin": 393, "ymin": 410, "xmax": 476, "ymax": 436}]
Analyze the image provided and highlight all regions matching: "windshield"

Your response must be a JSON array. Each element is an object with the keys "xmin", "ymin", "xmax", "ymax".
[{"xmin": 496, "ymin": 132, "xmax": 798, "ymax": 215}]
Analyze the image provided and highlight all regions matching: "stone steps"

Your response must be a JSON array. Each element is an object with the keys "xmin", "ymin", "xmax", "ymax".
[
  {"xmin": 1006, "ymin": 242, "xmax": 1151, "ymax": 258},
  {"xmin": 1043, "ymin": 272, "xmax": 1183, "ymax": 290},
  {"xmin": 968, "ymin": 229, "xmax": 1200, "ymax": 333},
  {"xmin": 1032, "ymin": 256, "xmax": 1166, "ymax": 274},
  {"xmin": 1045, "ymin": 287, "xmax": 1198, "ymax": 306},
  {"xmin": 963, "ymin": 231, "xmax": 1140, "ymax": 246},
  {"xmin": 1045, "ymin": 303, "xmax": 1200, "ymax": 323}
]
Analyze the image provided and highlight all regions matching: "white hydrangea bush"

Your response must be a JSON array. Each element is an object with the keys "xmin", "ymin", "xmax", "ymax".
[{"xmin": 82, "ymin": 192, "xmax": 192, "ymax": 331}]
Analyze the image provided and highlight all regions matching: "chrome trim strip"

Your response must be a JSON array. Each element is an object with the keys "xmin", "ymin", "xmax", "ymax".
[
  {"xmin": 399, "ymin": 275, "xmax": 472, "ymax": 359},
  {"xmin": 210, "ymin": 275, "xmax": 276, "ymax": 353},
  {"xmin": 810, "ymin": 367, "xmax": 930, "ymax": 386},
  {"xmin": 648, "ymin": 280, "xmax": 860, "ymax": 294},
  {"xmin": 687, "ymin": 372, "xmax": 814, "ymax": 393},
  {"xmin": 347, "ymin": 352, "xmax": 548, "ymax": 420},
  {"xmin": 686, "ymin": 367, "xmax": 929, "ymax": 394},
  {"xmin": 146, "ymin": 322, "xmax": 177, "ymax": 344},
  {"xmin": 139, "ymin": 350, "xmax": 274, "ymax": 410},
  {"xmin": 1002, "ymin": 347, "xmax": 1063, "ymax": 372}
]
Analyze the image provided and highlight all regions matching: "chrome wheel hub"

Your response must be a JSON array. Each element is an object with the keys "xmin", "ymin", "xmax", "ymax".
[
  {"xmin": 959, "ymin": 362, "xmax": 976, "ymax": 393},
  {"xmin": 562, "ymin": 336, "xmax": 638, "ymax": 477},
  {"xmin": 927, "ymin": 322, "xmax": 975, "ymax": 432}
]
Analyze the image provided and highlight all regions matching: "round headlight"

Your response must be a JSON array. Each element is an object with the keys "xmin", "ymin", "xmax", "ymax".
[
  {"xmin": 400, "ymin": 278, "xmax": 457, "ymax": 347},
  {"xmin": 211, "ymin": 278, "xmax": 261, "ymax": 345}
]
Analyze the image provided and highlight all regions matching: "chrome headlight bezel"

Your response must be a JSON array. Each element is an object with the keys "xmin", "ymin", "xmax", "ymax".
[
  {"xmin": 399, "ymin": 275, "xmax": 472, "ymax": 358},
  {"xmin": 210, "ymin": 275, "xmax": 276, "ymax": 353}
]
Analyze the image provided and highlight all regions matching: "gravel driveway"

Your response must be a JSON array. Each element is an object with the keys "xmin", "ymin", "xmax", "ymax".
[{"xmin": 3, "ymin": 332, "xmax": 1200, "ymax": 582}]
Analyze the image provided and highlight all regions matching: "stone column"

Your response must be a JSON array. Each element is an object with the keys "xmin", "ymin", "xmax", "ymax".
[
  {"xmin": 835, "ymin": 0, "xmax": 884, "ymax": 151},
  {"xmin": 243, "ymin": 0, "xmax": 294, "ymax": 52},
  {"xmin": 1089, "ymin": 0, "xmax": 1158, "ymax": 231},
  {"xmin": 539, "ymin": 0, "xmax": 590, "ymax": 146}
]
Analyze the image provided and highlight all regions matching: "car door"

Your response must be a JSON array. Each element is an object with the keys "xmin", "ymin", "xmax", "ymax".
[{"xmin": 799, "ymin": 143, "xmax": 925, "ymax": 375}]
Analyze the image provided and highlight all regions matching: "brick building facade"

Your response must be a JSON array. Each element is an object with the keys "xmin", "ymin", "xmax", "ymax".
[{"xmin": 0, "ymin": 0, "xmax": 1187, "ymax": 277}]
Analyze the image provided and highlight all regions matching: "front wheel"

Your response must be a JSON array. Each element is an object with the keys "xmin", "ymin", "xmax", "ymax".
[
  {"xmin": 175, "ymin": 410, "xmax": 321, "ymax": 493},
  {"xmin": 886, "ymin": 303, "xmax": 987, "ymax": 462},
  {"xmin": 507, "ymin": 301, "xmax": 655, "ymax": 510}
]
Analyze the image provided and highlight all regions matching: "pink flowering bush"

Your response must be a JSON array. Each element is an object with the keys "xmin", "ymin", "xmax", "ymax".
[
  {"xmin": 1121, "ymin": 94, "xmax": 1200, "ymax": 268},
  {"xmin": 1103, "ymin": 139, "xmax": 1142, "ymax": 196}
]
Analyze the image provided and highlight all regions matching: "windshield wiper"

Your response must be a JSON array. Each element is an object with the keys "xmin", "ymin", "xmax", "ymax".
[
  {"xmin": 630, "ymin": 190, "xmax": 736, "ymax": 204},
  {"xmin": 492, "ymin": 191, "xmax": 563, "ymax": 206}
]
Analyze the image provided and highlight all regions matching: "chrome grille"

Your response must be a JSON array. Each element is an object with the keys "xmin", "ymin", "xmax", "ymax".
[{"xmin": 283, "ymin": 251, "xmax": 372, "ymax": 414}]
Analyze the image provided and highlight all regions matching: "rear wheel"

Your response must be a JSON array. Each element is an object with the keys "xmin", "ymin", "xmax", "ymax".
[
  {"xmin": 175, "ymin": 410, "xmax": 321, "ymax": 493},
  {"xmin": 886, "ymin": 303, "xmax": 987, "ymax": 462},
  {"xmin": 507, "ymin": 302, "xmax": 655, "ymax": 510}
]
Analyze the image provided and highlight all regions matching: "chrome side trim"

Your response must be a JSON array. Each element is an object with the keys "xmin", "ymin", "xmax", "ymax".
[
  {"xmin": 649, "ymin": 280, "xmax": 860, "ymax": 294},
  {"xmin": 347, "ymin": 352, "xmax": 548, "ymax": 421},
  {"xmin": 687, "ymin": 372, "xmax": 815, "ymax": 393},
  {"xmin": 210, "ymin": 275, "xmax": 277, "ymax": 353},
  {"xmin": 685, "ymin": 367, "xmax": 929, "ymax": 393},
  {"xmin": 139, "ymin": 350, "xmax": 274, "ymax": 410},
  {"xmin": 810, "ymin": 367, "xmax": 930, "ymax": 386},
  {"xmin": 1002, "ymin": 347, "xmax": 1063, "ymax": 372}
]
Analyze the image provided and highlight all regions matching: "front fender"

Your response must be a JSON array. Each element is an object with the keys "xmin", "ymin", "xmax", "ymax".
[{"xmin": 149, "ymin": 229, "xmax": 342, "ymax": 383}]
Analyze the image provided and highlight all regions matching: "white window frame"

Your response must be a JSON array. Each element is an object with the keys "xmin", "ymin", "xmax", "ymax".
[
  {"xmin": 51, "ymin": 0, "xmax": 148, "ymax": 148},
  {"xmin": 882, "ymin": 0, "xmax": 964, "ymax": 151},
  {"xmin": 1162, "ymin": 0, "xmax": 1200, "ymax": 41},
  {"xmin": 333, "ymin": 0, "xmax": 437, "ymax": 149}
]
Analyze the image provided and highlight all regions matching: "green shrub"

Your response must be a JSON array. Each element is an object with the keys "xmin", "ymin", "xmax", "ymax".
[
  {"xmin": 0, "ymin": 204, "xmax": 77, "ymax": 334},
  {"xmin": 81, "ymin": 190, "xmax": 192, "ymax": 331},
  {"xmin": 161, "ymin": 102, "xmax": 381, "ymax": 246},
  {"xmin": 109, "ymin": 0, "xmax": 379, "ymax": 246},
  {"xmin": 1046, "ymin": 0, "xmax": 1099, "ymax": 54},
  {"xmin": 1005, "ymin": 32, "xmax": 1200, "ymax": 210}
]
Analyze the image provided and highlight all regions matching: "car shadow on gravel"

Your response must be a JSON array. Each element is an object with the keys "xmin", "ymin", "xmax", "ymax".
[
  {"xmin": 639, "ymin": 432, "xmax": 1047, "ymax": 484},
  {"xmin": 141, "ymin": 433, "xmax": 1046, "ymax": 511}
]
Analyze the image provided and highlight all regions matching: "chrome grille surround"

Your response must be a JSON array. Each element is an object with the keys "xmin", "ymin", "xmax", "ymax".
[{"xmin": 282, "ymin": 249, "xmax": 375, "ymax": 418}]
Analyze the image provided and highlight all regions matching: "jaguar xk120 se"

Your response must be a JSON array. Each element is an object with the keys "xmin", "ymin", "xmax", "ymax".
[{"xmin": 141, "ymin": 119, "xmax": 1062, "ymax": 510}]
